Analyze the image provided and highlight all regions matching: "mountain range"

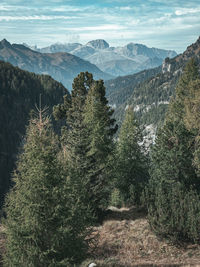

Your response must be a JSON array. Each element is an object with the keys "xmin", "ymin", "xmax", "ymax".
[
  {"xmin": 105, "ymin": 36, "xmax": 200, "ymax": 143},
  {"xmin": 0, "ymin": 39, "xmax": 112, "ymax": 90},
  {"xmin": 28, "ymin": 39, "xmax": 177, "ymax": 77}
]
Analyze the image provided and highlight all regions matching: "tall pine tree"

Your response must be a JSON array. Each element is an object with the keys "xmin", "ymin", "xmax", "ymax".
[
  {"xmin": 54, "ymin": 72, "xmax": 93, "ymax": 171},
  {"xmin": 146, "ymin": 59, "xmax": 200, "ymax": 243},
  {"xmin": 3, "ymin": 110, "xmax": 92, "ymax": 266},
  {"xmin": 83, "ymin": 80, "xmax": 117, "ymax": 216},
  {"xmin": 115, "ymin": 106, "xmax": 148, "ymax": 205}
]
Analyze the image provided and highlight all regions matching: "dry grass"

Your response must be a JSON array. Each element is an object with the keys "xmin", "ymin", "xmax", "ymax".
[
  {"xmin": 1, "ymin": 209, "xmax": 200, "ymax": 267},
  {"xmin": 83, "ymin": 206, "xmax": 200, "ymax": 267}
]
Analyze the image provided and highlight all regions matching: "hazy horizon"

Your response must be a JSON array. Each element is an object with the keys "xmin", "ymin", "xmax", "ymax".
[{"xmin": 0, "ymin": 0, "xmax": 200, "ymax": 53}]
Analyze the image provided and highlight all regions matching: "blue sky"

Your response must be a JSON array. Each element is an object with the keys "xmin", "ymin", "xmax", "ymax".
[{"xmin": 0, "ymin": 0, "xmax": 199, "ymax": 53}]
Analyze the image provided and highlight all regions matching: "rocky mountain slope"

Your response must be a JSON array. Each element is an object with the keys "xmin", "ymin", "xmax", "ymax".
[
  {"xmin": 29, "ymin": 39, "xmax": 177, "ymax": 77},
  {"xmin": 0, "ymin": 39, "xmax": 112, "ymax": 90},
  {"xmin": 105, "ymin": 36, "xmax": 200, "ymax": 142}
]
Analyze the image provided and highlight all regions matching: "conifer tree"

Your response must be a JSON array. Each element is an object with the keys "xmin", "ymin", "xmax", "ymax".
[
  {"xmin": 54, "ymin": 74, "xmax": 117, "ymax": 220},
  {"xmin": 53, "ymin": 72, "xmax": 94, "ymax": 221},
  {"xmin": 115, "ymin": 106, "xmax": 148, "ymax": 205},
  {"xmin": 183, "ymin": 79, "xmax": 200, "ymax": 175},
  {"xmin": 146, "ymin": 59, "xmax": 200, "ymax": 243},
  {"xmin": 53, "ymin": 72, "xmax": 93, "ymax": 172},
  {"xmin": 3, "ymin": 109, "xmax": 92, "ymax": 266},
  {"xmin": 150, "ymin": 59, "xmax": 199, "ymax": 189},
  {"xmin": 83, "ymin": 80, "xmax": 117, "ymax": 216}
]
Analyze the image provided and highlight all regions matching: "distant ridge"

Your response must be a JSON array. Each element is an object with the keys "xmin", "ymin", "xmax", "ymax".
[
  {"xmin": 30, "ymin": 39, "xmax": 177, "ymax": 77},
  {"xmin": 0, "ymin": 39, "xmax": 112, "ymax": 90}
]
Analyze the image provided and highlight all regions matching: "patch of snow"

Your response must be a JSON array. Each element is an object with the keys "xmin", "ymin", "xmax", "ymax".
[
  {"xmin": 125, "ymin": 104, "xmax": 129, "ymax": 111},
  {"xmin": 110, "ymin": 103, "xmax": 116, "ymax": 109},
  {"xmin": 133, "ymin": 104, "xmax": 144, "ymax": 112},
  {"xmin": 143, "ymin": 124, "xmax": 157, "ymax": 148},
  {"xmin": 158, "ymin": 101, "xmax": 169, "ymax": 105}
]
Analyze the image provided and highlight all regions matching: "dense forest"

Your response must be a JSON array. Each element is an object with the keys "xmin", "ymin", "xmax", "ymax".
[
  {"xmin": 1, "ymin": 57, "xmax": 200, "ymax": 265},
  {"xmin": 0, "ymin": 61, "xmax": 69, "ymax": 207}
]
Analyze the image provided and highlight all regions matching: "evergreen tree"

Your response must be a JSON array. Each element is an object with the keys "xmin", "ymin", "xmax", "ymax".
[
  {"xmin": 115, "ymin": 106, "xmax": 148, "ymax": 205},
  {"xmin": 150, "ymin": 59, "xmax": 199, "ymax": 189},
  {"xmin": 54, "ymin": 74, "xmax": 117, "ymax": 220},
  {"xmin": 53, "ymin": 72, "xmax": 93, "ymax": 172},
  {"xmin": 3, "ymin": 110, "xmax": 92, "ymax": 266},
  {"xmin": 0, "ymin": 61, "xmax": 67, "ymax": 208},
  {"xmin": 83, "ymin": 80, "xmax": 117, "ymax": 216},
  {"xmin": 54, "ymin": 72, "xmax": 94, "ymax": 221},
  {"xmin": 146, "ymin": 59, "xmax": 200, "ymax": 243},
  {"xmin": 183, "ymin": 79, "xmax": 200, "ymax": 175}
]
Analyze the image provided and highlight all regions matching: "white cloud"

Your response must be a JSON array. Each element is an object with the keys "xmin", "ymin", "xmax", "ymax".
[
  {"xmin": 175, "ymin": 8, "xmax": 200, "ymax": 16},
  {"xmin": 50, "ymin": 5, "xmax": 92, "ymax": 12},
  {"xmin": 0, "ymin": 5, "xmax": 9, "ymax": 11},
  {"xmin": 72, "ymin": 25, "xmax": 126, "ymax": 31},
  {"xmin": 0, "ymin": 15, "xmax": 74, "ymax": 21},
  {"xmin": 119, "ymin": 6, "xmax": 132, "ymax": 11},
  {"xmin": 0, "ymin": 4, "xmax": 37, "ymax": 11}
]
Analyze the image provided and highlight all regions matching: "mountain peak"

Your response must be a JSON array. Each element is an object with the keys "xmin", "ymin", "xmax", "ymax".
[
  {"xmin": 186, "ymin": 36, "xmax": 200, "ymax": 52},
  {"xmin": 86, "ymin": 39, "xmax": 109, "ymax": 49},
  {"xmin": 0, "ymin": 39, "xmax": 12, "ymax": 49}
]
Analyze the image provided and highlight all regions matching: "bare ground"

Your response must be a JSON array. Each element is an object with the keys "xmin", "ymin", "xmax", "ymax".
[
  {"xmin": 83, "ymin": 207, "xmax": 200, "ymax": 267},
  {"xmin": 1, "ymin": 209, "xmax": 200, "ymax": 267}
]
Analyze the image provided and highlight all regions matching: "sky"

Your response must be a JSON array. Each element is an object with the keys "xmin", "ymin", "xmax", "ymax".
[{"xmin": 0, "ymin": 0, "xmax": 200, "ymax": 53}]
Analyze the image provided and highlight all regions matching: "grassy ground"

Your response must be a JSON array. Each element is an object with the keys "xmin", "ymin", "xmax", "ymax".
[
  {"xmin": 1, "ymin": 208, "xmax": 200, "ymax": 266},
  {"xmin": 82, "ymin": 206, "xmax": 200, "ymax": 267}
]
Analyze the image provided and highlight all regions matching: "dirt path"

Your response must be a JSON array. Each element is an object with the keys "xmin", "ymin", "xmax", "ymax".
[{"xmin": 84, "ymin": 207, "xmax": 200, "ymax": 267}]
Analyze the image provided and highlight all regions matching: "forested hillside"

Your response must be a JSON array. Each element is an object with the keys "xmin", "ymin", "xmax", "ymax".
[
  {"xmin": 105, "ymin": 36, "xmax": 200, "ymax": 132},
  {"xmin": 0, "ymin": 60, "xmax": 69, "ymax": 207}
]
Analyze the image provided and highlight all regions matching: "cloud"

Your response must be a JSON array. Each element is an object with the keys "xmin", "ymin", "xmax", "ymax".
[
  {"xmin": 49, "ymin": 5, "xmax": 93, "ymax": 12},
  {"xmin": 0, "ymin": 15, "xmax": 74, "ymax": 21},
  {"xmin": 0, "ymin": 0, "xmax": 199, "ymax": 53},
  {"xmin": 175, "ymin": 8, "xmax": 200, "ymax": 16},
  {"xmin": 119, "ymin": 6, "xmax": 132, "ymax": 11},
  {"xmin": 0, "ymin": 5, "xmax": 10, "ymax": 11},
  {"xmin": 72, "ymin": 25, "xmax": 126, "ymax": 31}
]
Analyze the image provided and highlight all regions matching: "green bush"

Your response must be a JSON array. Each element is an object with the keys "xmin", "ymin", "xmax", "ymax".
[
  {"xmin": 110, "ymin": 188, "xmax": 124, "ymax": 208},
  {"xmin": 146, "ymin": 180, "xmax": 200, "ymax": 243}
]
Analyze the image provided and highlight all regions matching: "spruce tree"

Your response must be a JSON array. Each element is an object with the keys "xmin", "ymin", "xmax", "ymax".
[
  {"xmin": 150, "ymin": 59, "xmax": 199, "ymax": 189},
  {"xmin": 115, "ymin": 106, "xmax": 148, "ymax": 205},
  {"xmin": 146, "ymin": 59, "xmax": 200, "ymax": 243},
  {"xmin": 83, "ymin": 80, "xmax": 117, "ymax": 216},
  {"xmin": 54, "ymin": 74, "xmax": 117, "ymax": 220},
  {"xmin": 53, "ymin": 72, "xmax": 93, "ymax": 172},
  {"xmin": 3, "ymin": 110, "xmax": 92, "ymax": 266},
  {"xmin": 183, "ymin": 79, "xmax": 200, "ymax": 175},
  {"xmin": 53, "ymin": 72, "xmax": 94, "ymax": 221}
]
